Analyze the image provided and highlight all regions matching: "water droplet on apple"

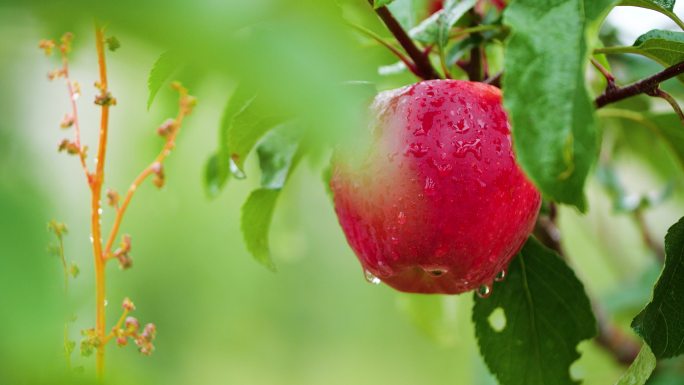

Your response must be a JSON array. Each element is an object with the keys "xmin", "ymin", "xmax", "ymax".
[
  {"xmin": 406, "ymin": 143, "xmax": 429, "ymax": 157},
  {"xmin": 364, "ymin": 269, "xmax": 381, "ymax": 285},
  {"xmin": 397, "ymin": 211, "xmax": 407, "ymax": 225},
  {"xmin": 454, "ymin": 138, "xmax": 482, "ymax": 160},
  {"xmin": 477, "ymin": 284, "xmax": 492, "ymax": 298},
  {"xmin": 453, "ymin": 119, "xmax": 469, "ymax": 133},
  {"xmin": 423, "ymin": 177, "xmax": 437, "ymax": 196},
  {"xmin": 494, "ymin": 269, "xmax": 506, "ymax": 282}
]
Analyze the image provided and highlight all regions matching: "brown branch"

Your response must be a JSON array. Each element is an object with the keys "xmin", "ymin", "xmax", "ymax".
[
  {"xmin": 590, "ymin": 58, "xmax": 616, "ymax": 90},
  {"xmin": 649, "ymin": 87, "xmax": 684, "ymax": 126},
  {"xmin": 367, "ymin": 0, "xmax": 441, "ymax": 80},
  {"xmin": 595, "ymin": 60, "xmax": 684, "ymax": 108},
  {"xmin": 634, "ymin": 209, "xmax": 666, "ymax": 264},
  {"xmin": 534, "ymin": 204, "xmax": 641, "ymax": 365}
]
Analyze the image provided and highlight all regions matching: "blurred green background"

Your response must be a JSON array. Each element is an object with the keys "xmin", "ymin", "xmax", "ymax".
[{"xmin": 1, "ymin": 1, "xmax": 684, "ymax": 384}]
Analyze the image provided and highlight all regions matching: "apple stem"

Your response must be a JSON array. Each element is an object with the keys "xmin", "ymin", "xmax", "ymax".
[{"xmin": 367, "ymin": 0, "xmax": 441, "ymax": 80}]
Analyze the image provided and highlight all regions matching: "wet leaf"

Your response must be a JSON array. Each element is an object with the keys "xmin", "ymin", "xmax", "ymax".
[
  {"xmin": 473, "ymin": 237, "xmax": 596, "ymax": 385},
  {"xmin": 632, "ymin": 216, "xmax": 684, "ymax": 358},
  {"xmin": 503, "ymin": 0, "xmax": 618, "ymax": 210}
]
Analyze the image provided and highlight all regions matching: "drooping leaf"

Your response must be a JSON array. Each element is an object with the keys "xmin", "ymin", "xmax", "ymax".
[
  {"xmin": 203, "ymin": 86, "xmax": 256, "ymax": 196},
  {"xmin": 241, "ymin": 129, "xmax": 302, "ymax": 270},
  {"xmin": 227, "ymin": 95, "xmax": 288, "ymax": 175},
  {"xmin": 503, "ymin": 0, "xmax": 618, "ymax": 210},
  {"xmin": 615, "ymin": 345, "xmax": 657, "ymax": 385},
  {"xmin": 147, "ymin": 51, "xmax": 183, "ymax": 110},
  {"xmin": 619, "ymin": 0, "xmax": 684, "ymax": 31},
  {"xmin": 204, "ymin": 152, "xmax": 231, "ymax": 198},
  {"xmin": 256, "ymin": 128, "xmax": 301, "ymax": 189},
  {"xmin": 241, "ymin": 189, "xmax": 281, "ymax": 270},
  {"xmin": 632, "ymin": 216, "xmax": 684, "ymax": 359},
  {"xmin": 473, "ymin": 237, "xmax": 596, "ymax": 385}
]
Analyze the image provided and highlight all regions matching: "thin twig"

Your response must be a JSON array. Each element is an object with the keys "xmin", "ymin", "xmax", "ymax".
[
  {"xmin": 92, "ymin": 23, "xmax": 109, "ymax": 380},
  {"xmin": 649, "ymin": 87, "xmax": 684, "ymax": 126},
  {"xmin": 60, "ymin": 49, "xmax": 91, "ymax": 182},
  {"xmin": 104, "ymin": 87, "xmax": 193, "ymax": 257},
  {"xmin": 590, "ymin": 58, "xmax": 616, "ymax": 90},
  {"xmin": 367, "ymin": 0, "xmax": 441, "ymax": 80},
  {"xmin": 634, "ymin": 209, "xmax": 666, "ymax": 263},
  {"xmin": 345, "ymin": 21, "xmax": 420, "ymax": 77},
  {"xmin": 595, "ymin": 60, "xmax": 684, "ymax": 108}
]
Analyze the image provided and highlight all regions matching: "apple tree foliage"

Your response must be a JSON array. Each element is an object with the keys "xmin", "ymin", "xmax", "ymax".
[{"xmin": 144, "ymin": 0, "xmax": 684, "ymax": 384}]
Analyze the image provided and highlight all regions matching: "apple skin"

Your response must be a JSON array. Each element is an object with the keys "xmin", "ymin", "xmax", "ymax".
[{"xmin": 330, "ymin": 80, "xmax": 540, "ymax": 294}]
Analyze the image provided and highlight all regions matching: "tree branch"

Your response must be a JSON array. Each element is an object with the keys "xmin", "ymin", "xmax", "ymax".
[
  {"xmin": 595, "ymin": 60, "xmax": 684, "ymax": 108},
  {"xmin": 367, "ymin": 1, "xmax": 441, "ymax": 80}
]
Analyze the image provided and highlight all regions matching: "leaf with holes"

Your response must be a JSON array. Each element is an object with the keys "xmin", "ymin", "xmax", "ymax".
[
  {"xmin": 472, "ymin": 237, "xmax": 596, "ymax": 385},
  {"xmin": 632, "ymin": 216, "xmax": 684, "ymax": 359},
  {"xmin": 503, "ymin": 0, "xmax": 618, "ymax": 210},
  {"xmin": 241, "ymin": 128, "xmax": 302, "ymax": 270}
]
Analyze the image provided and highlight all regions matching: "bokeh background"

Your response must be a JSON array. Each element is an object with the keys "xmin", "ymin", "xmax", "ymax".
[{"xmin": 1, "ymin": 1, "xmax": 684, "ymax": 384}]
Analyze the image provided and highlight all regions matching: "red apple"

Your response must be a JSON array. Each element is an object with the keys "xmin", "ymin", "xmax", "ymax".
[{"xmin": 330, "ymin": 80, "xmax": 540, "ymax": 294}]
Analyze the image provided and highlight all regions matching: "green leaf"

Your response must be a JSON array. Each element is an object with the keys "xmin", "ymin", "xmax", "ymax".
[
  {"xmin": 615, "ymin": 345, "xmax": 657, "ymax": 385},
  {"xmin": 503, "ymin": 0, "xmax": 618, "ymax": 210},
  {"xmin": 619, "ymin": 0, "xmax": 684, "ymax": 30},
  {"xmin": 241, "ymin": 189, "xmax": 280, "ymax": 270},
  {"xmin": 203, "ymin": 152, "xmax": 231, "ymax": 198},
  {"xmin": 632, "ymin": 216, "xmax": 684, "ymax": 359},
  {"xmin": 146, "ymin": 51, "xmax": 182, "ymax": 110},
  {"xmin": 241, "ymin": 129, "xmax": 302, "ymax": 270},
  {"xmin": 227, "ymin": 94, "xmax": 287, "ymax": 176},
  {"xmin": 647, "ymin": 113, "xmax": 684, "ymax": 169},
  {"xmin": 387, "ymin": 0, "xmax": 420, "ymax": 30},
  {"xmin": 410, "ymin": 0, "xmax": 477, "ymax": 47},
  {"xmin": 374, "ymin": 0, "xmax": 395, "ymax": 8},
  {"xmin": 626, "ymin": 30, "xmax": 684, "ymax": 83},
  {"xmin": 598, "ymin": 109, "xmax": 684, "ymax": 173},
  {"xmin": 473, "ymin": 237, "xmax": 596, "ymax": 385},
  {"xmin": 256, "ymin": 128, "xmax": 301, "ymax": 189},
  {"xmin": 621, "ymin": 0, "xmax": 674, "ymax": 11}
]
